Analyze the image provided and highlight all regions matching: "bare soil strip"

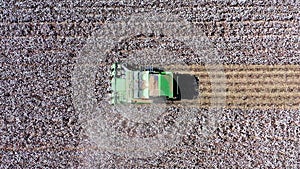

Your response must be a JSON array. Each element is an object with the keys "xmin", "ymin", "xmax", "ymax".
[{"xmin": 170, "ymin": 64, "xmax": 300, "ymax": 110}]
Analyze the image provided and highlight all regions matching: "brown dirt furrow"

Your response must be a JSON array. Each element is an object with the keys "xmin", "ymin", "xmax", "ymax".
[
  {"xmin": 164, "ymin": 64, "xmax": 300, "ymax": 71},
  {"xmin": 176, "ymin": 103, "xmax": 299, "ymax": 110},
  {"xmin": 186, "ymin": 75, "xmax": 300, "ymax": 84},
  {"xmin": 183, "ymin": 96, "xmax": 300, "ymax": 104},
  {"xmin": 199, "ymin": 93, "xmax": 300, "ymax": 98},
  {"xmin": 178, "ymin": 70, "xmax": 300, "ymax": 77},
  {"xmin": 200, "ymin": 84, "xmax": 300, "ymax": 92},
  {"xmin": 179, "ymin": 99, "xmax": 299, "ymax": 110},
  {"xmin": 174, "ymin": 64, "xmax": 300, "ymax": 110},
  {"xmin": 165, "ymin": 64, "xmax": 300, "ymax": 72}
]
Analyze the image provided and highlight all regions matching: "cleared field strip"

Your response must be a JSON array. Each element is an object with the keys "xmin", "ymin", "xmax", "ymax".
[
  {"xmin": 176, "ymin": 100, "xmax": 300, "ymax": 110},
  {"xmin": 169, "ymin": 64, "xmax": 300, "ymax": 110},
  {"xmin": 165, "ymin": 64, "xmax": 300, "ymax": 71}
]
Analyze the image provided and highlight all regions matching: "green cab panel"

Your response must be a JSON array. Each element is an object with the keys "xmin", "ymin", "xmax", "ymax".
[{"xmin": 158, "ymin": 72, "xmax": 173, "ymax": 98}]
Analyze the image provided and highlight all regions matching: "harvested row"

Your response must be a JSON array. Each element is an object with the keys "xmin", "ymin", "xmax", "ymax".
[
  {"xmin": 174, "ymin": 99, "xmax": 300, "ymax": 110},
  {"xmin": 170, "ymin": 64, "xmax": 300, "ymax": 110},
  {"xmin": 164, "ymin": 64, "xmax": 300, "ymax": 72}
]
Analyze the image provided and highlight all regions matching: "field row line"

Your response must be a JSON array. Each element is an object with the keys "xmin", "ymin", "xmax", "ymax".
[
  {"xmin": 0, "ymin": 18, "xmax": 297, "ymax": 26},
  {"xmin": 186, "ymin": 72, "xmax": 300, "ymax": 77},
  {"xmin": 1, "ymin": 34, "xmax": 297, "ymax": 39},
  {"xmin": 165, "ymin": 64, "xmax": 300, "ymax": 70},
  {"xmin": 198, "ymin": 91, "xmax": 300, "ymax": 97},
  {"xmin": 178, "ymin": 101, "xmax": 300, "ymax": 110},
  {"xmin": 2, "ymin": 4, "xmax": 299, "ymax": 11},
  {"xmin": 197, "ymin": 79, "xmax": 300, "ymax": 85}
]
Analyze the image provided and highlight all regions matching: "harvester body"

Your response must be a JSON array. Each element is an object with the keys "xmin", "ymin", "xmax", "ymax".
[{"xmin": 110, "ymin": 63, "xmax": 176, "ymax": 104}]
